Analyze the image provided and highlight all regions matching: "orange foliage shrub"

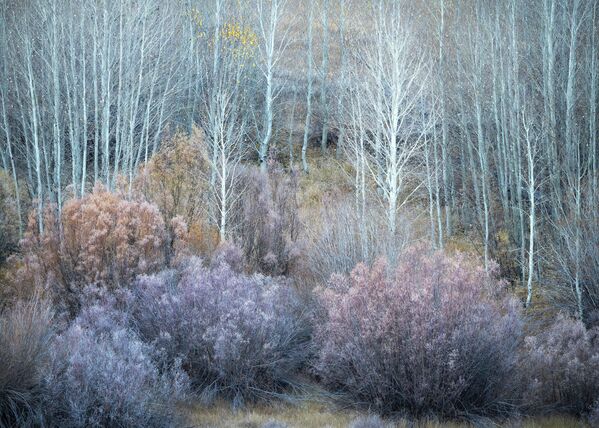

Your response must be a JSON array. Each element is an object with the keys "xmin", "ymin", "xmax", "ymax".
[
  {"xmin": 134, "ymin": 128, "xmax": 218, "ymax": 257},
  {"xmin": 60, "ymin": 185, "xmax": 166, "ymax": 286},
  {"xmin": 2, "ymin": 207, "xmax": 59, "ymax": 305},
  {"xmin": 8, "ymin": 186, "xmax": 166, "ymax": 308},
  {"xmin": 182, "ymin": 219, "xmax": 219, "ymax": 258},
  {"xmin": 0, "ymin": 170, "xmax": 22, "ymax": 264}
]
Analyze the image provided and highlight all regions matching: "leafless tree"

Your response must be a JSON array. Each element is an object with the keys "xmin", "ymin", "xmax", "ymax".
[
  {"xmin": 301, "ymin": 0, "xmax": 315, "ymax": 173},
  {"xmin": 345, "ymin": 0, "xmax": 431, "ymax": 236},
  {"xmin": 254, "ymin": 0, "xmax": 290, "ymax": 173}
]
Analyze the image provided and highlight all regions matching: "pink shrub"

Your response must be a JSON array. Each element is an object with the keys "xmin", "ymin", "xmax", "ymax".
[
  {"xmin": 130, "ymin": 255, "xmax": 311, "ymax": 406},
  {"xmin": 313, "ymin": 246, "xmax": 522, "ymax": 417},
  {"xmin": 520, "ymin": 315, "xmax": 599, "ymax": 415}
]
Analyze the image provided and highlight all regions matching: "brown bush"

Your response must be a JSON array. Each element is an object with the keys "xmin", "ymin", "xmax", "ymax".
[
  {"xmin": 3, "ymin": 207, "xmax": 61, "ymax": 304},
  {"xmin": 0, "ymin": 170, "xmax": 22, "ymax": 264},
  {"xmin": 133, "ymin": 127, "xmax": 217, "ymax": 258},
  {"xmin": 301, "ymin": 195, "xmax": 414, "ymax": 287},
  {"xmin": 8, "ymin": 186, "xmax": 166, "ymax": 310},
  {"xmin": 60, "ymin": 185, "xmax": 166, "ymax": 286}
]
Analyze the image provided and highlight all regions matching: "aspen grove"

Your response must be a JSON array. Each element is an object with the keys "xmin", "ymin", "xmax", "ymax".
[{"xmin": 1, "ymin": 0, "xmax": 599, "ymax": 426}]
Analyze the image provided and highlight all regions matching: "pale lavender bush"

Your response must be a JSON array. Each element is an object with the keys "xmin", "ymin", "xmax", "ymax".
[
  {"xmin": 130, "ymin": 256, "xmax": 311, "ymax": 406},
  {"xmin": 233, "ymin": 166, "xmax": 302, "ymax": 276},
  {"xmin": 210, "ymin": 240, "xmax": 245, "ymax": 273},
  {"xmin": 43, "ymin": 308, "xmax": 189, "ymax": 427},
  {"xmin": 314, "ymin": 246, "xmax": 522, "ymax": 418},
  {"xmin": 520, "ymin": 315, "xmax": 599, "ymax": 415}
]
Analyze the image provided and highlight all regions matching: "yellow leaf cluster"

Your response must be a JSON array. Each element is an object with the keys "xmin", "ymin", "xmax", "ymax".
[
  {"xmin": 221, "ymin": 21, "xmax": 257, "ymax": 61},
  {"xmin": 189, "ymin": 7, "xmax": 257, "ymax": 61},
  {"xmin": 222, "ymin": 22, "xmax": 257, "ymax": 48}
]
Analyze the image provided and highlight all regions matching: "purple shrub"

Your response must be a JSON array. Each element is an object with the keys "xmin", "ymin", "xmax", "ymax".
[
  {"xmin": 519, "ymin": 315, "xmax": 599, "ymax": 415},
  {"xmin": 43, "ymin": 306, "xmax": 189, "ymax": 427},
  {"xmin": 210, "ymin": 240, "xmax": 245, "ymax": 273},
  {"xmin": 233, "ymin": 166, "xmax": 302, "ymax": 276},
  {"xmin": 70, "ymin": 284, "xmax": 134, "ymax": 333},
  {"xmin": 0, "ymin": 298, "xmax": 52, "ymax": 428},
  {"xmin": 313, "ymin": 245, "xmax": 522, "ymax": 418},
  {"xmin": 130, "ymin": 256, "xmax": 311, "ymax": 405}
]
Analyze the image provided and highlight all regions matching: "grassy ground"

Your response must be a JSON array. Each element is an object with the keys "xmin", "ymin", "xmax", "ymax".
[{"xmin": 184, "ymin": 401, "xmax": 588, "ymax": 428}]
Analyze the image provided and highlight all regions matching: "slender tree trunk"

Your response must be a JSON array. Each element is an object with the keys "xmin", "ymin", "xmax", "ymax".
[
  {"xmin": 438, "ymin": 0, "xmax": 452, "ymax": 237},
  {"xmin": 287, "ymin": 87, "xmax": 297, "ymax": 168},
  {"xmin": 336, "ymin": 0, "xmax": 346, "ymax": 159},
  {"xmin": 25, "ymin": 39, "xmax": 44, "ymax": 233},
  {"xmin": 319, "ymin": 0, "xmax": 330, "ymax": 154},
  {"xmin": 302, "ymin": 0, "xmax": 315, "ymax": 173}
]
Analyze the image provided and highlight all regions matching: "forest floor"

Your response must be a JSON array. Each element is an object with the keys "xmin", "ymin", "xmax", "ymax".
[
  {"xmin": 184, "ymin": 400, "xmax": 588, "ymax": 428},
  {"xmin": 182, "ymin": 383, "xmax": 587, "ymax": 428}
]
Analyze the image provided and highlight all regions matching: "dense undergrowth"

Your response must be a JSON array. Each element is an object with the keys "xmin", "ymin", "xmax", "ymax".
[
  {"xmin": 1, "ymin": 147, "xmax": 599, "ymax": 427},
  {"xmin": 314, "ymin": 249, "xmax": 523, "ymax": 418}
]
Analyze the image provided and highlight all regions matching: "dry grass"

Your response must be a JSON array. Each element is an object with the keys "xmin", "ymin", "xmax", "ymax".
[
  {"xmin": 184, "ymin": 401, "xmax": 588, "ymax": 428},
  {"xmin": 185, "ymin": 401, "xmax": 360, "ymax": 428},
  {"xmin": 515, "ymin": 416, "xmax": 589, "ymax": 428}
]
